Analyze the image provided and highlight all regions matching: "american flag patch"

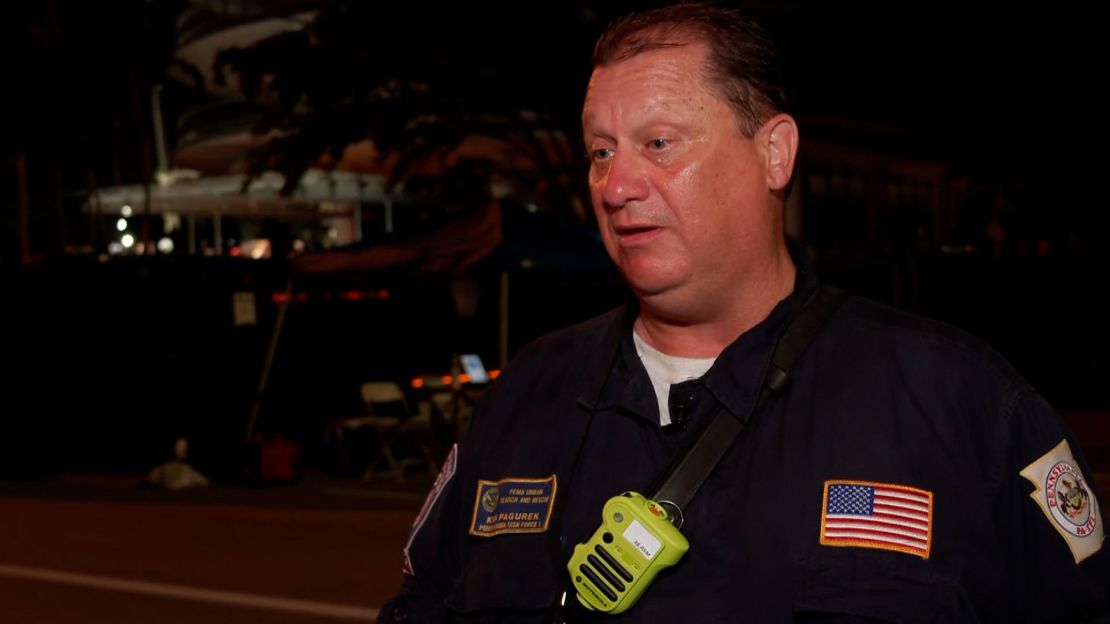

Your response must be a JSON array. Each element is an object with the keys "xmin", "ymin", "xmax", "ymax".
[{"xmin": 819, "ymin": 480, "xmax": 934, "ymax": 559}]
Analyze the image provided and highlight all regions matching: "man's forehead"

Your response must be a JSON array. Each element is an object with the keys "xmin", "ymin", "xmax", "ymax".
[{"xmin": 582, "ymin": 45, "xmax": 716, "ymax": 126}]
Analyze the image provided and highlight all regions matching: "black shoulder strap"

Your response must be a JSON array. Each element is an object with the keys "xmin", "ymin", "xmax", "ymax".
[{"xmin": 649, "ymin": 285, "xmax": 847, "ymax": 515}]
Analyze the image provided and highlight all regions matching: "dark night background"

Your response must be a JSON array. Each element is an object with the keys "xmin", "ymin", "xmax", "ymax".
[{"xmin": 1, "ymin": 1, "xmax": 1107, "ymax": 478}]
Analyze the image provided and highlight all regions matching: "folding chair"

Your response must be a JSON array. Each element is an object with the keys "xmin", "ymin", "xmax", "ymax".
[{"xmin": 357, "ymin": 381, "xmax": 437, "ymax": 482}]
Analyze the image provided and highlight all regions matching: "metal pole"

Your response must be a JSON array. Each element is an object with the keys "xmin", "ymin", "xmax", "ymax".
[
  {"xmin": 142, "ymin": 181, "xmax": 152, "ymax": 254},
  {"xmin": 245, "ymin": 279, "xmax": 293, "ymax": 442},
  {"xmin": 351, "ymin": 201, "xmax": 362, "ymax": 243},
  {"xmin": 214, "ymin": 212, "xmax": 223, "ymax": 255},
  {"xmin": 187, "ymin": 214, "xmax": 196, "ymax": 255},
  {"xmin": 150, "ymin": 84, "xmax": 168, "ymax": 175}
]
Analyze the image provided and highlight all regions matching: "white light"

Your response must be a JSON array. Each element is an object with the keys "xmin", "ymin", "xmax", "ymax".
[
  {"xmin": 240, "ymin": 238, "xmax": 271, "ymax": 259},
  {"xmin": 116, "ymin": 218, "xmax": 127, "ymax": 231},
  {"xmin": 108, "ymin": 242, "xmax": 123, "ymax": 255},
  {"xmin": 157, "ymin": 237, "xmax": 174, "ymax": 254},
  {"xmin": 121, "ymin": 233, "xmax": 135, "ymax": 248},
  {"xmin": 121, "ymin": 205, "xmax": 133, "ymax": 217},
  {"xmin": 163, "ymin": 212, "xmax": 180, "ymax": 233}
]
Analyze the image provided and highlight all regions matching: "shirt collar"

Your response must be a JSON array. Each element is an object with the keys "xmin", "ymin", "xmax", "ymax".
[{"xmin": 578, "ymin": 240, "xmax": 821, "ymax": 423}]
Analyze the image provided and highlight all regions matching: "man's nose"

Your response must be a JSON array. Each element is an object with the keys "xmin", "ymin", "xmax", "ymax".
[{"xmin": 599, "ymin": 152, "xmax": 649, "ymax": 209}]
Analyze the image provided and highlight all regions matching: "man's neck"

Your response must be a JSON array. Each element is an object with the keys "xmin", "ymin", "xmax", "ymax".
[{"xmin": 634, "ymin": 250, "xmax": 797, "ymax": 358}]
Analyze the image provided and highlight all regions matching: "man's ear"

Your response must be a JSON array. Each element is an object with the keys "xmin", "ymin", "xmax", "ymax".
[{"xmin": 760, "ymin": 113, "xmax": 799, "ymax": 192}]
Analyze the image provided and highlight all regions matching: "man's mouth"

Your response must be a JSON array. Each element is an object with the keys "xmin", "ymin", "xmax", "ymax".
[{"xmin": 614, "ymin": 225, "xmax": 661, "ymax": 245}]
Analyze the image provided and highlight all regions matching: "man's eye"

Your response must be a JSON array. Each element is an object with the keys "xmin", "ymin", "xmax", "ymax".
[
  {"xmin": 591, "ymin": 148, "xmax": 614, "ymax": 162},
  {"xmin": 648, "ymin": 138, "xmax": 670, "ymax": 150}
]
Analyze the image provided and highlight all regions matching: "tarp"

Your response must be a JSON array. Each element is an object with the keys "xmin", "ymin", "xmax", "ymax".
[
  {"xmin": 292, "ymin": 200, "xmax": 503, "ymax": 276},
  {"xmin": 291, "ymin": 199, "xmax": 616, "ymax": 277}
]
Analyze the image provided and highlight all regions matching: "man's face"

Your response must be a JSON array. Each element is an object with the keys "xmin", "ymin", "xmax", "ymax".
[{"xmin": 582, "ymin": 43, "xmax": 778, "ymax": 319}]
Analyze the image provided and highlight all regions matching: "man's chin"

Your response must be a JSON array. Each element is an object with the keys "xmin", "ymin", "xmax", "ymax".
[
  {"xmin": 620, "ymin": 263, "xmax": 686, "ymax": 297},
  {"xmin": 628, "ymin": 279, "xmax": 689, "ymax": 311},
  {"xmin": 625, "ymin": 276, "xmax": 674, "ymax": 300}
]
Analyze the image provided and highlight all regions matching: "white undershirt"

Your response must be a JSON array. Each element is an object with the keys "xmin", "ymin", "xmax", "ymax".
[{"xmin": 633, "ymin": 331, "xmax": 716, "ymax": 427}]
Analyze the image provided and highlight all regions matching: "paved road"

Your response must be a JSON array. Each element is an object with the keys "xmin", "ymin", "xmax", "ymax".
[{"xmin": 0, "ymin": 473, "xmax": 429, "ymax": 623}]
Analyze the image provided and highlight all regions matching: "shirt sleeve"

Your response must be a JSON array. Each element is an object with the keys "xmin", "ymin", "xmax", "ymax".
[
  {"xmin": 994, "ymin": 390, "xmax": 1110, "ymax": 622},
  {"xmin": 379, "ymin": 443, "xmax": 462, "ymax": 623}
]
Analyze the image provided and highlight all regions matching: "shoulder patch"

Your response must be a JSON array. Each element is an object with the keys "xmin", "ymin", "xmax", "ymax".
[
  {"xmin": 403, "ymin": 444, "xmax": 458, "ymax": 575},
  {"xmin": 469, "ymin": 475, "xmax": 557, "ymax": 537},
  {"xmin": 1020, "ymin": 438, "xmax": 1104, "ymax": 563}
]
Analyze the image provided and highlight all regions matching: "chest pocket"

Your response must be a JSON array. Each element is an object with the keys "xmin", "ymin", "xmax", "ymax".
[
  {"xmin": 793, "ymin": 552, "xmax": 967, "ymax": 624},
  {"xmin": 446, "ymin": 533, "xmax": 561, "ymax": 616}
]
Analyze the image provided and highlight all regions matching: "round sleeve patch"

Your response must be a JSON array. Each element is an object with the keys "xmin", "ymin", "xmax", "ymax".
[{"xmin": 1019, "ymin": 438, "xmax": 1104, "ymax": 563}]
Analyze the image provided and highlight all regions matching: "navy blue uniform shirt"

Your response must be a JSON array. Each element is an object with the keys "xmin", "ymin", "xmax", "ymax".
[{"xmin": 385, "ymin": 259, "xmax": 1110, "ymax": 623}]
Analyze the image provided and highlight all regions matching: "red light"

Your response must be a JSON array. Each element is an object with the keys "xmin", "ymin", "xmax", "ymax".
[
  {"xmin": 273, "ymin": 291, "xmax": 307, "ymax": 303},
  {"xmin": 378, "ymin": 289, "xmax": 390, "ymax": 299},
  {"xmin": 229, "ymin": 246, "xmax": 242, "ymax": 257},
  {"xmin": 337, "ymin": 290, "xmax": 383, "ymax": 301},
  {"xmin": 411, "ymin": 378, "xmax": 425, "ymax": 389}
]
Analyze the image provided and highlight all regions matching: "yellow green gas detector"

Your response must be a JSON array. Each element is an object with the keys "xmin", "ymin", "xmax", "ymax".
[{"xmin": 568, "ymin": 492, "xmax": 688, "ymax": 614}]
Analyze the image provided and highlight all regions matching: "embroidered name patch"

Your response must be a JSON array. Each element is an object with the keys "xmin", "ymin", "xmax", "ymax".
[
  {"xmin": 819, "ymin": 480, "xmax": 934, "ymax": 559},
  {"xmin": 1019, "ymin": 438, "xmax": 1104, "ymax": 563},
  {"xmin": 469, "ymin": 475, "xmax": 557, "ymax": 537}
]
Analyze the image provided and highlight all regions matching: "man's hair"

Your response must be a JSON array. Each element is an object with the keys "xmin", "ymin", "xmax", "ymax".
[{"xmin": 593, "ymin": 3, "xmax": 786, "ymax": 137}]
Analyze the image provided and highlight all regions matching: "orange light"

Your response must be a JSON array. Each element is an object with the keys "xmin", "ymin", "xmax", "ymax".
[
  {"xmin": 336, "ymin": 290, "xmax": 383, "ymax": 301},
  {"xmin": 489, "ymin": 369, "xmax": 501, "ymax": 379},
  {"xmin": 459, "ymin": 374, "xmax": 471, "ymax": 383},
  {"xmin": 272, "ymin": 291, "xmax": 307, "ymax": 303},
  {"xmin": 441, "ymin": 375, "xmax": 453, "ymax": 385},
  {"xmin": 411, "ymin": 377, "xmax": 425, "ymax": 389}
]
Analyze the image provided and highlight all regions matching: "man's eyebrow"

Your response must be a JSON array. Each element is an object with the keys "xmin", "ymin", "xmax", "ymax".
[
  {"xmin": 581, "ymin": 115, "xmax": 611, "ymax": 138},
  {"xmin": 583, "ymin": 130, "xmax": 616, "ymax": 145}
]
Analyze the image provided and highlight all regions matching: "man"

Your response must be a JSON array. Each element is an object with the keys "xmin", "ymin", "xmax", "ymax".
[{"xmin": 384, "ymin": 4, "xmax": 1109, "ymax": 622}]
